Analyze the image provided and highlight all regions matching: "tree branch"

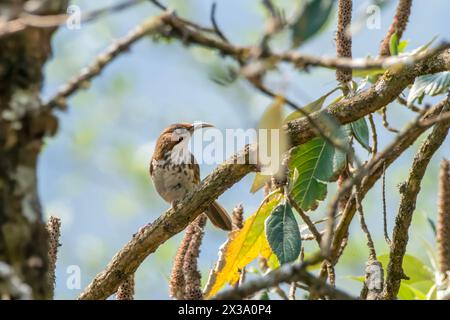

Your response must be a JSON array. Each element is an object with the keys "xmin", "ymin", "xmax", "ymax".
[
  {"xmin": 0, "ymin": 0, "xmax": 145, "ymax": 38},
  {"xmin": 379, "ymin": 0, "xmax": 413, "ymax": 57},
  {"xmin": 383, "ymin": 103, "xmax": 450, "ymax": 299},
  {"xmin": 319, "ymin": 99, "xmax": 450, "ymax": 279},
  {"xmin": 78, "ymin": 50, "xmax": 450, "ymax": 299},
  {"xmin": 43, "ymin": 14, "xmax": 169, "ymax": 110},
  {"xmin": 212, "ymin": 255, "xmax": 355, "ymax": 300},
  {"xmin": 78, "ymin": 146, "xmax": 257, "ymax": 299}
]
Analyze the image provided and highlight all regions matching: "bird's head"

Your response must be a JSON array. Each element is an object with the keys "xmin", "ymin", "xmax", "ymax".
[{"xmin": 153, "ymin": 122, "xmax": 214, "ymax": 159}]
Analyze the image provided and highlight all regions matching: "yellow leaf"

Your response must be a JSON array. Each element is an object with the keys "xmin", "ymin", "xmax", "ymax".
[{"xmin": 204, "ymin": 196, "xmax": 281, "ymax": 297}]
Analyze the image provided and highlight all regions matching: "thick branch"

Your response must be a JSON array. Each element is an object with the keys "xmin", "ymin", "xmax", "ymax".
[
  {"xmin": 78, "ymin": 146, "xmax": 256, "ymax": 299},
  {"xmin": 0, "ymin": 262, "xmax": 32, "ymax": 300},
  {"xmin": 383, "ymin": 110, "xmax": 450, "ymax": 300},
  {"xmin": 286, "ymin": 49, "xmax": 450, "ymax": 146}
]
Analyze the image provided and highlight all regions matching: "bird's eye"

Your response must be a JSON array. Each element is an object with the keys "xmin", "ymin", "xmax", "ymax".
[{"xmin": 178, "ymin": 137, "xmax": 183, "ymax": 142}]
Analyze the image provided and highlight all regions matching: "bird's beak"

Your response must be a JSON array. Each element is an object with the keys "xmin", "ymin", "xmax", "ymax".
[{"xmin": 191, "ymin": 122, "xmax": 214, "ymax": 132}]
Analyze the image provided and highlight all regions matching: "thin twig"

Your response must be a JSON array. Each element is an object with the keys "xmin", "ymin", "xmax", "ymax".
[
  {"xmin": 0, "ymin": 0, "xmax": 145, "ymax": 38},
  {"xmin": 381, "ymin": 108, "xmax": 400, "ymax": 133},
  {"xmin": 210, "ymin": 2, "xmax": 229, "ymax": 43},
  {"xmin": 382, "ymin": 163, "xmax": 392, "ymax": 245},
  {"xmin": 213, "ymin": 254, "xmax": 355, "ymax": 300},
  {"xmin": 287, "ymin": 194, "xmax": 322, "ymax": 247},
  {"xmin": 368, "ymin": 113, "xmax": 378, "ymax": 156},
  {"xmin": 397, "ymin": 96, "xmax": 421, "ymax": 113},
  {"xmin": 43, "ymin": 14, "xmax": 168, "ymax": 110},
  {"xmin": 355, "ymin": 190, "xmax": 377, "ymax": 260}
]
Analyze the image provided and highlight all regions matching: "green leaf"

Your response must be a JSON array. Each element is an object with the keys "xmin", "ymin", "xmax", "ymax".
[
  {"xmin": 377, "ymin": 254, "xmax": 434, "ymax": 284},
  {"xmin": 257, "ymin": 291, "xmax": 270, "ymax": 300},
  {"xmin": 265, "ymin": 202, "xmax": 301, "ymax": 264},
  {"xmin": 284, "ymin": 88, "xmax": 340, "ymax": 123},
  {"xmin": 398, "ymin": 40, "xmax": 409, "ymax": 54},
  {"xmin": 426, "ymin": 216, "xmax": 437, "ymax": 236},
  {"xmin": 398, "ymin": 281, "xmax": 433, "ymax": 300},
  {"xmin": 407, "ymin": 71, "xmax": 450, "ymax": 105},
  {"xmin": 350, "ymin": 117, "xmax": 371, "ymax": 152},
  {"xmin": 408, "ymin": 35, "xmax": 437, "ymax": 56},
  {"xmin": 290, "ymin": 0, "xmax": 335, "ymax": 47},
  {"xmin": 289, "ymin": 134, "xmax": 346, "ymax": 211},
  {"xmin": 347, "ymin": 275, "xmax": 365, "ymax": 283},
  {"xmin": 352, "ymin": 68, "xmax": 385, "ymax": 79},
  {"xmin": 389, "ymin": 31, "xmax": 399, "ymax": 56}
]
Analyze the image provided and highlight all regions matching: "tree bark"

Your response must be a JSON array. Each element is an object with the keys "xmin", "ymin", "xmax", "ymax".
[{"xmin": 0, "ymin": 0, "xmax": 68, "ymax": 299}]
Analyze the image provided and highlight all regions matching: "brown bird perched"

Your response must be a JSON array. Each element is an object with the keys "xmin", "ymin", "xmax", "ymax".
[{"xmin": 150, "ymin": 122, "xmax": 232, "ymax": 231}]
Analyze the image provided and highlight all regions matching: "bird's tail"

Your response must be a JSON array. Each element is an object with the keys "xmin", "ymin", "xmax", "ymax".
[{"xmin": 205, "ymin": 201, "xmax": 232, "ymax": 231}]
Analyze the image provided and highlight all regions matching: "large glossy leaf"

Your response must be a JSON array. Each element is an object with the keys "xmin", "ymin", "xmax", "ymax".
[
  {"xmin": 265, "ymin": 202, "xmax": 301, "ymax": 264},
  {"xmin": 407, "ymin": 71, "xmax": 450, "ymax": 105},
  {"xmin": 290, "ymin": 0, "xmax": 335, "ymax": 47},
  {"xmin": 204, "ymin": 196, "xmax": 281, "ymax": 297},
  {"xmin": 289, "ymin": 134, "xmax": 346, "ymax": 211},
  {"xmin": 350, "ymin": 117, "xmax": 371, "ymax": 152}
]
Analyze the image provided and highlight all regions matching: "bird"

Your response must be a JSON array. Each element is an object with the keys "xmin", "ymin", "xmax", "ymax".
[{"xmin": 150, "ymin": 122, "xmax": 232, "ymax": 231}]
